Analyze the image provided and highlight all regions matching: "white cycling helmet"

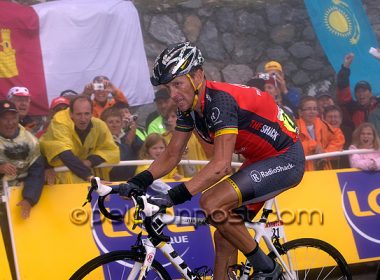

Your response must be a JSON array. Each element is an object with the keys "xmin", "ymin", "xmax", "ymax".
[{"xmin": 150, "ymin": 42, "xmax": 204, "ymax": 86}]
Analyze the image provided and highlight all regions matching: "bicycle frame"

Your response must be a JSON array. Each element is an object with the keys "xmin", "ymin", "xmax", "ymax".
[
  {"xmin": 74, "ymin": 179, "xmax": 351, "ymax": 280},
  {"xmin": 130, "ymin": 198, "xmax": 297, "ymax": 280},
  {"xmin": 130, "ymin": 213, "xmax": 208, "ymax": 280}
]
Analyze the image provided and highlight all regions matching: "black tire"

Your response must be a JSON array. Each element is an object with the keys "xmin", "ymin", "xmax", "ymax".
[
  {"xmin": 271, "ymin": 238, "xmax": 352, "ymax": 280},
  {"xmin": 70, "ymin": 250, "xmax": 171, "ymax": 280}
]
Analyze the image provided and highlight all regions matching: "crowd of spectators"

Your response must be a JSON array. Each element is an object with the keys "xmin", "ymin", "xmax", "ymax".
[{"xmin": 1, "ymin": 53, "xmax": 380, "ymax": 218}]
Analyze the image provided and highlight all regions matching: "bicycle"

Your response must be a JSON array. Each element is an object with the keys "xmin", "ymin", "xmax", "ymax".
[{"xmin": 70, "ymin": 177, "xmax": 352, "ymax": 280}]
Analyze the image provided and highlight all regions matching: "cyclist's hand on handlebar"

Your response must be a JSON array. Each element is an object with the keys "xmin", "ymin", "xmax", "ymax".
[
  {"xmin": 147, "ymin": 193, "xmax": 174, "ymax": 208},
  {"xmin": 119, "ymin": 182, "xmax": 145, "ymax": 198}
]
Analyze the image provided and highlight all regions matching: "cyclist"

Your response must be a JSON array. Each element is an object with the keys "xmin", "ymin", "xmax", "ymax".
[{"xmin": 120, "ymin": 42, "xmax": 305, "ymax": 279}]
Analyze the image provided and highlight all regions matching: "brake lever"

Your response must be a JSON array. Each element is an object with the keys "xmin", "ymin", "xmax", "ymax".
[
  {"xmin": 83, "ymin": 177, "xmax": 113, "ymax": 207},
  {"xmin": 82, "ymin": 185, "xmax": 96, "ymax": 207},
  {"xmin": 131, "ymin": 195, "xmax": 160, "ymax": 229}
]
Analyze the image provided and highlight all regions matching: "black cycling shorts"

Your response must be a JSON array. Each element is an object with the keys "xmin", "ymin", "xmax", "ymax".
[{"xmin": 225, "ymin": 140, "xmax": 305, "ymax": 206}]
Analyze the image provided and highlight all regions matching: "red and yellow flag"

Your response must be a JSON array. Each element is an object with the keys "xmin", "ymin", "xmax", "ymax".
[{"xmin": 0, "ymin": 2, "xmax": 48, "ymax": 115}]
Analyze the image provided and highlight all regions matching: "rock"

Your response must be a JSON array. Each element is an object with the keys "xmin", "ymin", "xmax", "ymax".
[
  {"xmin": 303, "ymin": 25, "xmax": 316, "ymax": 41},
  {"xmin": 291, "ymin": 70, "xmax": 311, "ymax": 85},
  {"xmin": 270, "ymin": 24, "xmax": 296, "ymax": 44},
  {"xmin": 236, "ymin": 10, "xmax": 259, "ymax": 35},
  {"xmin": 215, "ymin": 7, "xmax": 235, "ymax": 33},
  {"xmin": 283, "ymin": 62, "xmax": 298, "ymax": 75},
  {"xmin": 203, "ymin": 63, "xmax": 222, "ymax": 81},
  {"xmin": 178, "ymin": 0, "xmax": 202, "ymax": 9},
  {"xmin": 222, "ymin": 33, "xmax": 235, "ymax": 54},
  {"xmin": 266, "ymin": 3, "xmax": 287, "ymax": 26},
  {"xmin": 148, "ymin": 15, "xmax": 185, "ymax": 45},
  {"xmin": 289, "ymin": 42, "xmax": 314, "ymax": 58},
  {"xmin": 221, "ymin": 64, "xmax": 253, "ymax": 84},
  {"xmin": 144, "ymin": 42, "xmax": 166, "ymax": 59},
  {"xmin": 183, "ymin": 15, "xmax": 202, "ymax": 42},
  {"xmin": 302, "ymin": 58, "xmax": 325, "ymax": 71},
  {"xmin": 199, "ymin": 20, "xmax": 227, "ymax": 60},
  {"xmin": 266, "ymin": 46, "xmax": 290, "ymax": 62}
]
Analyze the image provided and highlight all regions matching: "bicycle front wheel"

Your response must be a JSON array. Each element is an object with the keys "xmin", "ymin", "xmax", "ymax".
[
  {"xmin": 271, "ymin": 238, "xmax": 352, "ymax": 280},
  {"xmin": 69, "ymin": 250, "xmax": 171, "ymax": 280}
]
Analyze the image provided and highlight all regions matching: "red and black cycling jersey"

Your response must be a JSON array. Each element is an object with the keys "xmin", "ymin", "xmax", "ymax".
[{"xmin": 176, "ymin": 80, "xmax": 299, "ymax": 162}]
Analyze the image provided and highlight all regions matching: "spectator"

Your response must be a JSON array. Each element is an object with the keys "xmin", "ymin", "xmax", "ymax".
[
  {"xmin": 323, "ymin": 105, "xmax": 352, "ymax": 149},
  {"xmin": 322, "ymin": 105, "xmax": 351, "ymax": 169},
  {"xmin": 83, "ymin": 75, "xmax": 128, "ymax": 118},
  {"xmin": 337, "ymin": 53, "xmax": 378, "ymax": 128},
  {"xmin": 349, "ymin": 122, "xmax": 380, "ymax": 171},
  {"xmin": 36, "ymin": 96, "xmax": 71, "ymax": 184},
  {"xmin": 162, "ymin": 106, "xmax": 208, "ymax": 177},
  {"xmin": 111, "ymin": 102, "xmax": 146, "ymax": 151},
  {"xmin": 247, "ymin": 73, "xmax": 296, "ymax": 117},
  {"xmin": 35, "ymin": 96, "xmax": 70, "ymax": 138},
  {"xmin": 135, "ymin": 133, "xmax": 182, "ymax": 180},
  {"xmin": 40, "ymin": 95, "xmax": 119, "ymax": 184},
  {"xmin": 316, "ymin": 91, "xmax": 335, "ymax": 117},
  {"xmin": 0, "ymin": 100, "xmax": 44, "ymax": 219},
  {"xmin": 264, "ymin": 60, "xmax": 301, "ymax": 109},
  {"xmin": 296, "ymin": 96, "xmax": 345, "ymax": 171},
  {"xmin": 100, "ymin": 107, "xmax": 137, "ymax": 181},
  {"xmin": 7, "ymin": 86, "xmax": 37, "ymax": 133},
  {"xmin": 146, "ymin": 88, "xmax": 175, "ymax": 135}
]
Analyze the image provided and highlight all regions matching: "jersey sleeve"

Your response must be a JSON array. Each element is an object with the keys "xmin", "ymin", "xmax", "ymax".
[
  {"xmin": 175, "ymin": 110, "xmax": 194, "ymax": 132},
  {"xmin": 207, "ymin": 91, "xmax": 238, "ymax": 137}
]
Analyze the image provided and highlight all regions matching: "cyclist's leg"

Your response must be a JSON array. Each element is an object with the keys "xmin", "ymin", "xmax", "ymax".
[
  {"xmin": 213, "ymin": 229, "xmax": 237, "ymax": 280},
  {"xmin": 200, "ymin": 181, "xmax": 255, "ymax": 252},
  {"xmin": 200, "ymin": 141, "xmax": 304, "ymax": 278},
  {"xmin": 213, "ymin": 205, "xmax": 262, "ymax": 280}
]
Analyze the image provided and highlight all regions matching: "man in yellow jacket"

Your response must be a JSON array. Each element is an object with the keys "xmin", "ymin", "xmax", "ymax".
[{"xmin": 40, "ymin": 95, "xmax": 119, "ymax": 184}]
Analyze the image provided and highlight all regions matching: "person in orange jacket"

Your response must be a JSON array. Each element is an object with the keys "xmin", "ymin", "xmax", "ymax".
[
  {"xmin": 296, "ymin": 96, "xmax": 345, "ymax": 171},
  {"xmin": 82, "ymin": 75, "xmax": 128, "ymax": 118}
]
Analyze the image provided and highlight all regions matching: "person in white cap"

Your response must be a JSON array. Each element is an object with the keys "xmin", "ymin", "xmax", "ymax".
[
  {"xmin": 7, "ymin": 86, "xmax": 36, "ymax": 132},
  {"xmin": 0, "ymin": 100, "xmax": 45, "ymax": 219}
]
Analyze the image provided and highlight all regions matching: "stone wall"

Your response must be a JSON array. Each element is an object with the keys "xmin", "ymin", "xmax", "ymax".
[
  {"xmin": 11, "ymin": 0, "xmax": 380, "ymax": 97},
  {"xmin": 134, "ymin": 0, "xmax": 380, "ymax": 96}
]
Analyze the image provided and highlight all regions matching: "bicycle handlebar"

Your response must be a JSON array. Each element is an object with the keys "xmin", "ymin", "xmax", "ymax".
[
  {"xmin": 90, "ymin": 177, "xmax": 124, "ymax": 221},
  {"xmin": 87, "ymin": 177, "xmax": 169, "ymax": 243}
]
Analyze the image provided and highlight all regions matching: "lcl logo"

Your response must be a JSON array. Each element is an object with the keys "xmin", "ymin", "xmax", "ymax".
[
  {"xmin": 338, "ymin": 171, "xmax": 380, "ymax": 259},
  {"xmin": 346, "ymin": 188, "xmax": 380, "ymax": 217}
]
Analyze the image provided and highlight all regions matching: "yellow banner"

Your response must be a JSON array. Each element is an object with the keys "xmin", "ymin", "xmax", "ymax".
[
  {"xmin": 0, "ymin": 228, "xmax": 11, "ymax": 280},
  {"xmin": 1, "ymin": 169, "xmax": 379, "ymax": 279},
  {"xmin": 7, "ymin": 184, "xmax": 100, "ymax": 279}
]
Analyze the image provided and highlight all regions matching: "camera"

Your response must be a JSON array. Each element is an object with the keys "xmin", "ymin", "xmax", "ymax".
[
  {"xmin": 93, "ymin": 83, "xmax": 104, "ymax": 91},
  {"xmin": 257, "ymin": 73, "xmax": 270, "ymax": 80},
  {"xmin": 129, "ymin": 114, "xmax": 138, "ymax": 121}
]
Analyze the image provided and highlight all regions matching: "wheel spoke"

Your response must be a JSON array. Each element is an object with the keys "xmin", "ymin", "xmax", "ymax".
[{"xmin": 273, "ymin": 238, "xmax": 351, "ymax": 280}]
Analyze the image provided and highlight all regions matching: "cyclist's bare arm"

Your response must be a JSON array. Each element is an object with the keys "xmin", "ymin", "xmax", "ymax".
[
  {"xmin": 185, "ymin": 133, "xmax": 237, "ymax": 195},
  {"xmin": 148, "ymin": 129, "xmax": 192, "ymax": 178}
]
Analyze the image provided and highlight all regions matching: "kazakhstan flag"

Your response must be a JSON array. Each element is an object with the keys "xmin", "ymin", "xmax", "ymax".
[{"xmin": 304, "ymin": 0, "xmax": 380, "ymax": 95}]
